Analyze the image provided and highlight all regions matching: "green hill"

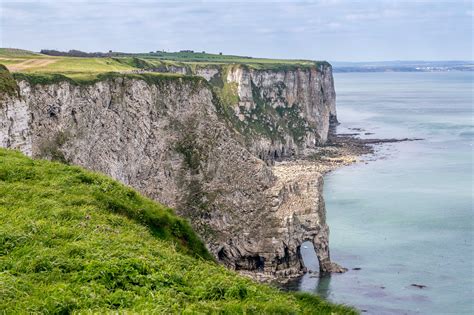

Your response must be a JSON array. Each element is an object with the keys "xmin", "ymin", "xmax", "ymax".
[
  {"xmin": 0, "ymin": 149, "xmax": 356, "ymax": 314},
  {"xmin": 0, "ymin": 48, "xmax": 41, "ymax": 57}
]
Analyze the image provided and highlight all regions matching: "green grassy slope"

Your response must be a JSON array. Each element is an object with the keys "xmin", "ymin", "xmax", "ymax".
[
  {"xmin": 0, "ymin": 149, "xmax": 356, "ymax": 314},
  {"xmin": 0, "ymin": 48, "xmax": 328, "ymax": 79},
  {"xmin": 132, "ymin": 51, "xmax": 325, "ymax": 69},
  {"xmin": 0, "ymin": 48, "xmax": 41, "ymax": 57},
  {"xmin": 11, "ymin": 71, "xmax": 202, "ymax": 88},
  {"xmin": 0, "ymin": 64, "xmax": 19, "ymax": 98}
]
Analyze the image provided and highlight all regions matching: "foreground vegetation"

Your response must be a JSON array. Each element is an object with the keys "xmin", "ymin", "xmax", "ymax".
[{"xmin": 0, "ymin": 149, "xmax": 356, "ymax": 314}]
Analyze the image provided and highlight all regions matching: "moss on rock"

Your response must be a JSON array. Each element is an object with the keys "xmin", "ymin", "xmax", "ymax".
[{"xmin": 0, "ymin": 64, "xmax": 20, "ymax": 99}]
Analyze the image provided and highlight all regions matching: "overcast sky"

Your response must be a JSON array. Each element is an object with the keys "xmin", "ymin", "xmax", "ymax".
[{"xmin": 1, "ymin": 0, "xmax": 472, "ymax": 61}]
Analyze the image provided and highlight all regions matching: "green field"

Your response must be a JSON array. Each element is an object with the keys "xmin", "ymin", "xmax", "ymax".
[
  {"xmin": 133, "ymin": 51, "xmax": 324, "ymax": 69},
  {"xmin": 0, "ymin": 149, "xmax": 356, "ymax": 314},
  {"xmin": 0, "ymin": 48, "xmax": 327, "ymax": 80}
]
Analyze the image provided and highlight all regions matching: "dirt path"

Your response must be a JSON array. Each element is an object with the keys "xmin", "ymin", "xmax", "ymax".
[{"xmin": 2, "ymin": 58, "xmax": 58, "ymax": 71}]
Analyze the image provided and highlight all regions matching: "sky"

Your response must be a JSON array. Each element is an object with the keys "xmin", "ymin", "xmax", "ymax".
[{"xmin": 1, "ymin": 0, "xmax": 472, "ymax": 61}]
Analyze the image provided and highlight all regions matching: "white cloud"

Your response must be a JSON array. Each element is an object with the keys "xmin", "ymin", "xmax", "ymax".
[{"xmin": 1, "ymin": 0, "xmax": 472, "ymax": 60}]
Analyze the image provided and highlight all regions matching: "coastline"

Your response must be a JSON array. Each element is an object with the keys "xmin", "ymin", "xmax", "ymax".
[
  {"xmin": 282, "ymin": 71, "xmax": 473, "ymax": 314},
  {"xmin": 247, "ymin": 128, "xmax": 421, "ymax": 285}
]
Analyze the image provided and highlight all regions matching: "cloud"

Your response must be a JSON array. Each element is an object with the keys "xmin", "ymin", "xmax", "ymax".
[{"xmin": 1, "ymin": 0, "xmax": 472, "ymax": 61}]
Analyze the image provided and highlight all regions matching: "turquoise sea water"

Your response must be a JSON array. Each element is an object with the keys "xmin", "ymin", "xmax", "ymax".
[{"xmin": 294, "ymin": 72, "xmax": 473, "ymax": 314}]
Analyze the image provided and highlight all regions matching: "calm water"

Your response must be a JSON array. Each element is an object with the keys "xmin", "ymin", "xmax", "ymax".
[{"xmin": 293, "ymin": 72, "xmax": 473, "ymax": 314}]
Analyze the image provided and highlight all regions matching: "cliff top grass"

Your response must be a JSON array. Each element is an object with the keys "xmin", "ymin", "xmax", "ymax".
[
  {"xmin": 0, "ymin": 48, "xmax": 329, "ymax": 80},
  {"xmin": 0, "ymin": 64, "xmax": 19, "ymax": 97},
  {"xmin": 0, "ymin": 48, "xmax": 41, "ymax": 57},
  {"xmin": 0, "ymin": 148, "xmax": 357, "ymax": 314},
  {"xmin": 11, "ymin": 71, "xmax": 205, "ymax": 88},
  {"xmin": 133, "ymin": 51, "xmax": 328, "ymax": 70}
]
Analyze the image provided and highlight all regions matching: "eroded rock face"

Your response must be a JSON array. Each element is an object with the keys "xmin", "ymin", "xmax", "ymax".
[
  {"xmin": 270, "ymin": 161, "xmax": 347, "ymax": 275},
  {"xmin": 0, "ymin": 65, "xmax": 344, "ymax": 278},
  {"xmin": 228, "ymin": 65, "xmax": 337, "ymax": 162},
  {"xmin": 154, "ymin": 63, "xmax": 337, "ymax": 163}
]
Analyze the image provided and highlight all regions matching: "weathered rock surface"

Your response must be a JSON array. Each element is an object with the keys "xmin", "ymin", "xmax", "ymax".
[
  {"xmin": 130, "ymin": 63, "xmax": 337, "ymax": 163},
  {"xmin": 224, "ymin": 65, "xmax": 337, "ymax": 161},
  {"xmin": 0, "ymin": 64, "xmax": 345, "ymax": 278}
]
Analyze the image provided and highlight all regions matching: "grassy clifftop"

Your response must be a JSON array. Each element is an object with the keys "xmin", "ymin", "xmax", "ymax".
[
  {"xmin": 0, "ymin": 48, "xmax": 331, "ymax": 90},
  {"xmin": 0, "ymin": 48, "xmax": 329, "ymax": 79},
  {"xmin": 0, "ymin": 149, "xmax": 356, "ymax": 314},
  {"xmin": 0, "ymin": 64, "xmax": 19, "ymax": 98}
]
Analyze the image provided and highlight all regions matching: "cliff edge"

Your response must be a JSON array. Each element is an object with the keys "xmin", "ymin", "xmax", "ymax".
[{"xmin": 0, "ymin": 61, "xmax": 345, "ymax": 278}]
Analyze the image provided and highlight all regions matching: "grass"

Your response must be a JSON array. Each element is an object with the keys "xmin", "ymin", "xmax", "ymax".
[
  {"xmin": 34, "ymin": 57, "xmax": 134, "ymax": 73},
  {"xmin": 1, "ymin": 48, "xmax": 330, "ymax": 77},
  {"xmin": 0, "ymin": 48, "xmax": 135, "ymax": 78},
  {"xmin": 1, "ymin": 57, "xmax": 134, "ymax": 75},
  {"xmin": 0, "ymin": 149, "xmax": 357, "ymax": 314},
  {"xmin": 134, "ymin": 51, "xmax": 327, "ymax": 69},
  {"xmin": 0, "ymin": 48, "xmax": 41, "ymax": 57},
  {"xmin": 11, "ymin": 71, "xmax": 206, "ymax": 89},
  {"xmin": 0, "ymin": 64, "xmax": 19, "ymax": 98}
]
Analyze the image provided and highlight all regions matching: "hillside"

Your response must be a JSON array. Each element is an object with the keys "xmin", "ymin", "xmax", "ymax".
[
  {"xmin": 0, "ymin": 48, "xmax": 41, "ymax": 57},
  {"xmin": 0, "ymin": 149, "xmax": 356, "ymax": 313}
]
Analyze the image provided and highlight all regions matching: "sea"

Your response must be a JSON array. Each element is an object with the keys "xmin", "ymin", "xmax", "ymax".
[{"xmin": 288, "ymin": 72, "xmax": 473, "ymax": 314}]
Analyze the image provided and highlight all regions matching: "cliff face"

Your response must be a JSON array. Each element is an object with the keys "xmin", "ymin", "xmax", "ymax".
[
  {"xmin": 224, "ymin": 65, "xmax": 337, "ymax": 162},
  {"xmin": 0, "ymin": 65, "xmax": 344, "ymax": 277},
  {"xmin": 153, "ymin": 63, "xmax": 337, "ymax": 162}
]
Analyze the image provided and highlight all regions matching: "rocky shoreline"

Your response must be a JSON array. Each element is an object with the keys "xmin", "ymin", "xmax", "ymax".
[
  {"xmin": 245, "ymin": 128, "xmax": 422, "ymax": 283},
  {"xmin": 300, "ymin": 126, "xmax": 423, "ymax": 176}
]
